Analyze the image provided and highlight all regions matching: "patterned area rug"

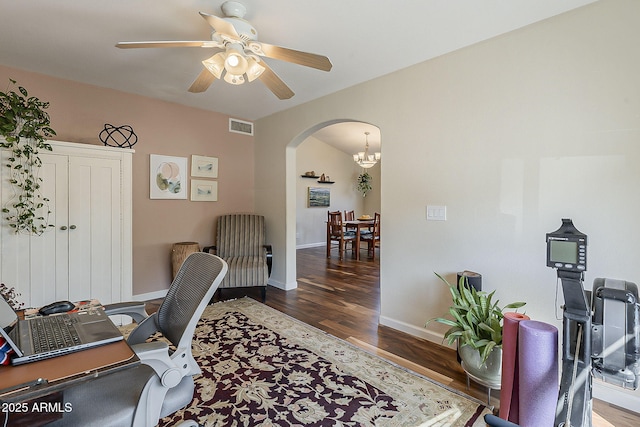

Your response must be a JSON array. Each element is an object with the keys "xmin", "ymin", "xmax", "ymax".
[{"xmin": 145, "ymin": 298, "xmax": 489, "ymax": 426}]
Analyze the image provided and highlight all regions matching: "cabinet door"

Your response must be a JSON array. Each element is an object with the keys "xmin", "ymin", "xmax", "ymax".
[
  {"xmin": 1, "ymin": 141, "xmax": 131, "ymax": 309},
  {"xmin": 0, "ymin": 151, "xmax": 69, "ymax": 307},
  {"xmin": 67, "ymin": 156, "xmax": 122, "ymax": 304}
]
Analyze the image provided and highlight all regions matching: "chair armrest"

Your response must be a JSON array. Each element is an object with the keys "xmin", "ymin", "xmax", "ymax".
[
  {"xmin": 264, "ymin": 244, "xmax": 273, "ymax": 277},
  {"xmin": 103, "ymin": 301, "xmax": 149, "ymax": 323},
  {"xmin": 203, "ymin": 245, "xmax": 217, "ymax": 254},
  {"xmin": 131, "ymin": 341, "xmax": 169, "ymax": 360},
  {"xmin": 131, "ymin": 341, "xmax": 184, "ymax": 388}
]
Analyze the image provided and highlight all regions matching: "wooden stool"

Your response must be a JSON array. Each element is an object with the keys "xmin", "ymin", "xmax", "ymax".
[{"xmin": 171, "ymin": 242, "xmax": 199, "ymax": 279}]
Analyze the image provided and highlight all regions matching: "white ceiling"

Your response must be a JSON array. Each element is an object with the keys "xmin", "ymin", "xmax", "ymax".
[{"xmin": 0, "ymin": 0, "xmax": 595, "ymax": 151}]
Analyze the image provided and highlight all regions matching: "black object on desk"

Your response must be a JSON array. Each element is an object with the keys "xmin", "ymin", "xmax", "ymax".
[{"xmin": 38, "ymin": 300, "xmax": 75, "ymax": 316}]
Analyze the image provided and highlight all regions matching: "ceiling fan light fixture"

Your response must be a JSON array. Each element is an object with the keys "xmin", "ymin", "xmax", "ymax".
[
  {"xmin": 245, "ymin": 57, "xmax": 265, "ymax": 82},
  {"xmin": 224, "ymin": 72, "xmax": 245, "ymax": 85},
  {"xmin": 224, "ymin": 46, "xmax": 249, "ymax": 75},
  {"xmin": 202, "ymin": 53, "xmax": 226, "ymax": 79}
]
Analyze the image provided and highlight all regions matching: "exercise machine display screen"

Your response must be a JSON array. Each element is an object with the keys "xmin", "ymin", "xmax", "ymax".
[
  {"xmin": 546, "ymin": 219, "xmax": 587, "ymax": 272},
  {"xmin": 549, "ymin": 240, "xmax": 578, "ymax": 264}
]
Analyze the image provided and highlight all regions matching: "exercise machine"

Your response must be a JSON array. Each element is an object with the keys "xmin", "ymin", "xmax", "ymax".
[{"xmin": 547, "ymin": 219, "xmax": 639, "ymax": 427}]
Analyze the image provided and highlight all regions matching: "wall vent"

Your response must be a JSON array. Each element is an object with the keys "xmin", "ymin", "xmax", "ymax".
[{"xmin": 229, "ymin": 118, "xmax": 254, "ymax": 136}]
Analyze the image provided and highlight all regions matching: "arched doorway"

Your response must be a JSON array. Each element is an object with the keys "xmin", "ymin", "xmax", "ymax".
[{"xmin": 287, "ymin": 120, "xmax": 381, "ymax": 284}]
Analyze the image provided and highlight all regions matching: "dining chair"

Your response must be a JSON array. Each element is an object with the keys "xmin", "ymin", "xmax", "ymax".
[
  {"xmin": 361, "ymin": 212, "xmax": 380, "ymax": 260},
  {"xmin": 343, "ymin": 210, "xmax": 358, "ymax": 234},
  {"xmin": 327, "ymin": 210, "xmax": 356, "ymax": 260}
]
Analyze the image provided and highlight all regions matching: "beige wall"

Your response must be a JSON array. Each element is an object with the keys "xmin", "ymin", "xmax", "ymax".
[
  {"xmin": 255, "ymin": 0, "xmax": 640, "ymax": 409},
  {"xmin": 0, "ymin": 64, "xmax": 255, "ymax": 296}
]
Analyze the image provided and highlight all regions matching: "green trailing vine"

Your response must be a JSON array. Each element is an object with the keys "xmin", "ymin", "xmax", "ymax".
[
  {"xmin": 357, "ymin": 171, "xmax": 372, "ymax": 197},
  {"xmin": 0, "ymin": 79, "xmax": 56, "ymax": 235}
]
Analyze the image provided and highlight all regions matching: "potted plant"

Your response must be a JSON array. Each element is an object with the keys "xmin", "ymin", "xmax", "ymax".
[
  {"xmin": 0, "ymin": 79, "xmax": 56, "ymax": 235},
  {"xmin": 356, "ymin": 171, "xmax": 372, "ymax": 197},
  {"xmin": 427, "ymin": 272, "xmax": 525, "ymax": 383}
]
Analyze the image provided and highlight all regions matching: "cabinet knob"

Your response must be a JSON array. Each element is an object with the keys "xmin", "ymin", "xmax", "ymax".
[
  {"xmin": 69, "ymin": 225, "xmax": 77, "ymax": 230},
  {"xmin": 60, "ymin": 226, "xmax": 68, "ymax": 230}
]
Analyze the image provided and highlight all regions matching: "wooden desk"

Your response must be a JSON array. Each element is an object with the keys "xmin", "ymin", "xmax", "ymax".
[
  {"xmin": 1, "ymin": 334, "xmax": 138, "ymax": 426},
  {"xmin": 344, "ymin": 220, "xmax": 374, "ymax": 260}
]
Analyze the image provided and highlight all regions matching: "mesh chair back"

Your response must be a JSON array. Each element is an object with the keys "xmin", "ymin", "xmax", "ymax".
[
  {"xmin": 216, "ymin": 214, "xmax": 266, "ymax": 257},
  {"xmin": 157, "ymin": 252, "xmax": 227, "ymax": 347}
]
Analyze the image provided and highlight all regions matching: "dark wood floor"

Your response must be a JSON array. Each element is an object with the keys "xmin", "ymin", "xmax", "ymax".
[{"xmin": 153, "ymin": 246, "xmax": 639, "ymax": 426}]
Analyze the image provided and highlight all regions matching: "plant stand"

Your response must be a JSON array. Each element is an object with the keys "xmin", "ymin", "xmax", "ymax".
[{"xmin": 462, "ymin": 362, "xmax": 501, "ymax": 406}]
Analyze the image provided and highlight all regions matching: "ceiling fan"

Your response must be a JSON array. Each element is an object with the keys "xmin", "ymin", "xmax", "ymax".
[{"xmin": 116, "ymin": 1, "xmax": 332, "ymax": 100}]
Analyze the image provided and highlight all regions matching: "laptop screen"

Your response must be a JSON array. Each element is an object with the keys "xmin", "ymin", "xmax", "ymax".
[
  {"xmin": 0, "ymin": 295, "xmax": 19, "ymax": 332},
  {"xmin": 0, "ymin": 295, "xmax": 23, "ymax": 358}
]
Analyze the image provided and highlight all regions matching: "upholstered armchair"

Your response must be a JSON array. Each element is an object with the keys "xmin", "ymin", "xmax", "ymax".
[{"xmin": 204, "ymin": 213, "xmax": 272, "ymax": 301}]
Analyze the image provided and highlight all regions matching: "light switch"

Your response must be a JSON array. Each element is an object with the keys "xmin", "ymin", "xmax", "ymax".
[{"xmin": 426, "ymin": 205, "xmax": 447, "ymax": 221}]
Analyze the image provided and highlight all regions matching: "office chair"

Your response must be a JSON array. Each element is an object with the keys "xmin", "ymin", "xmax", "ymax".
[{"xmin": 48, "ymin": 252, "xmax": 228, "ymax": 427}]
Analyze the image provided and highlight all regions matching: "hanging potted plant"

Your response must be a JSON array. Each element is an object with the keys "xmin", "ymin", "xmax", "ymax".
[
  {"xmin": 427, "ymin": 272, "xmax": 525, "ymax": 384},
  {"xmin": 356, "ymin": 171, "xmax": 372, "ymax": 197},
  {"xmin": 0, "ymin": 79, "xmax": 56, "ymax": 235}
]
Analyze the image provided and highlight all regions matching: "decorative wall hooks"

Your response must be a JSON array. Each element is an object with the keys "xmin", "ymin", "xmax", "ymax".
[{"xmin": 99, "ymin": 124, "xmax": 138, "ymax": 148}]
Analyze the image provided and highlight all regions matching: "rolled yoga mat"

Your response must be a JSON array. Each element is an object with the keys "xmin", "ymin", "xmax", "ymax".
[
  {"xmin": 518, "ymin": 320, "xmax": 559, "ymax": 427},
  {"xmin": 499, "ymin": 312, "xmax": 530, "ymax": 423}
]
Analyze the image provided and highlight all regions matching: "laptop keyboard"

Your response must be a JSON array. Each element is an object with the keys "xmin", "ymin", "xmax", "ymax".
[{"xmin": 30, "ymin": 315, "xmax": 81, "ymax": 352}]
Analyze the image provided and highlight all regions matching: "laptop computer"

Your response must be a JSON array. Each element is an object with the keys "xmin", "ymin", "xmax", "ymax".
[{"xmin": 0, "ymin": 296, "xmax": 123, "ymax": 365}]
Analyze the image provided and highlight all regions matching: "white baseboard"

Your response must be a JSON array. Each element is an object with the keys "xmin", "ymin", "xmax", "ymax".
[
  {"xmin": 268, "ymin": 278, "xmax": 298, "ymax": 291},
  {"xmin": 593, "ymin": 379, "xmax": 640, "ymax": 414},
  {"xmin": 134, "ymin": 279, "xmax": 299, "ymax": 301},
  {"xmin": 379, "ymin": 315, "xmax": 455, "ymax": 350},
  {"xmin": 296, "ymin": 242, "xmax": 325, "ymax": 249}
]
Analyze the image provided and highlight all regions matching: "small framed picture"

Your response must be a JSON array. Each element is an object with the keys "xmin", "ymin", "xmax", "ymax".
[
  {"xmin": 191, "ymin": 179, "xmax": 218, "ymax": 202},
  {"xmin": 308, "ymin": 187, "xmax": 330, "ymax": 207},
  {"xmin": 191, "ymin": 155, "xmax": 218, "ymax": 178},
  {"xmin": 150, "ymin": 154, "xmax": 188, "ymax": 199}
]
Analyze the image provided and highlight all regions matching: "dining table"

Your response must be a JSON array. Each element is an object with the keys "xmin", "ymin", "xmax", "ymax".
[{"xmin": 344, "ymin": 218, "xmax": 374, "ymax": 260}]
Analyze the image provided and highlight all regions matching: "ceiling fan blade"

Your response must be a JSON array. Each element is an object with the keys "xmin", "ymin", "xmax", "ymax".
[
  {"xmin": 188, "ymin": 69, "xmax": 217, "ymax": 93},
  {"xmin": 116, "ymin": 40, "xmax": 223, "ymax": 49},
  {"xmin": 253, "ymin": 42, "xmax": 332, "ymax": 72},
  {"xmin": 199, "ymin": 12, "xmax": 240, "ymax": 38},
  {"xmin": 258, "ymin": 62, "xmax": 294, "ymax": 100}
]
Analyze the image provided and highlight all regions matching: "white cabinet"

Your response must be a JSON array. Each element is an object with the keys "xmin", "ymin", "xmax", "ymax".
[{"xmin": 0, "ymin": 140, "xmax": 133, "ymax": 308}]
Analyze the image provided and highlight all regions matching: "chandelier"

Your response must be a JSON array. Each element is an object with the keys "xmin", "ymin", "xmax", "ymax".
[{"xmin": 353, "ymin": 132, "xmax": 381, "ymax": 169}]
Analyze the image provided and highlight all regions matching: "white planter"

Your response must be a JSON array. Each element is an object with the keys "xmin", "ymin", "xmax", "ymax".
[{"xmin": 459, "ymin": 344, "xmax": 502, "ymax": 388}]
